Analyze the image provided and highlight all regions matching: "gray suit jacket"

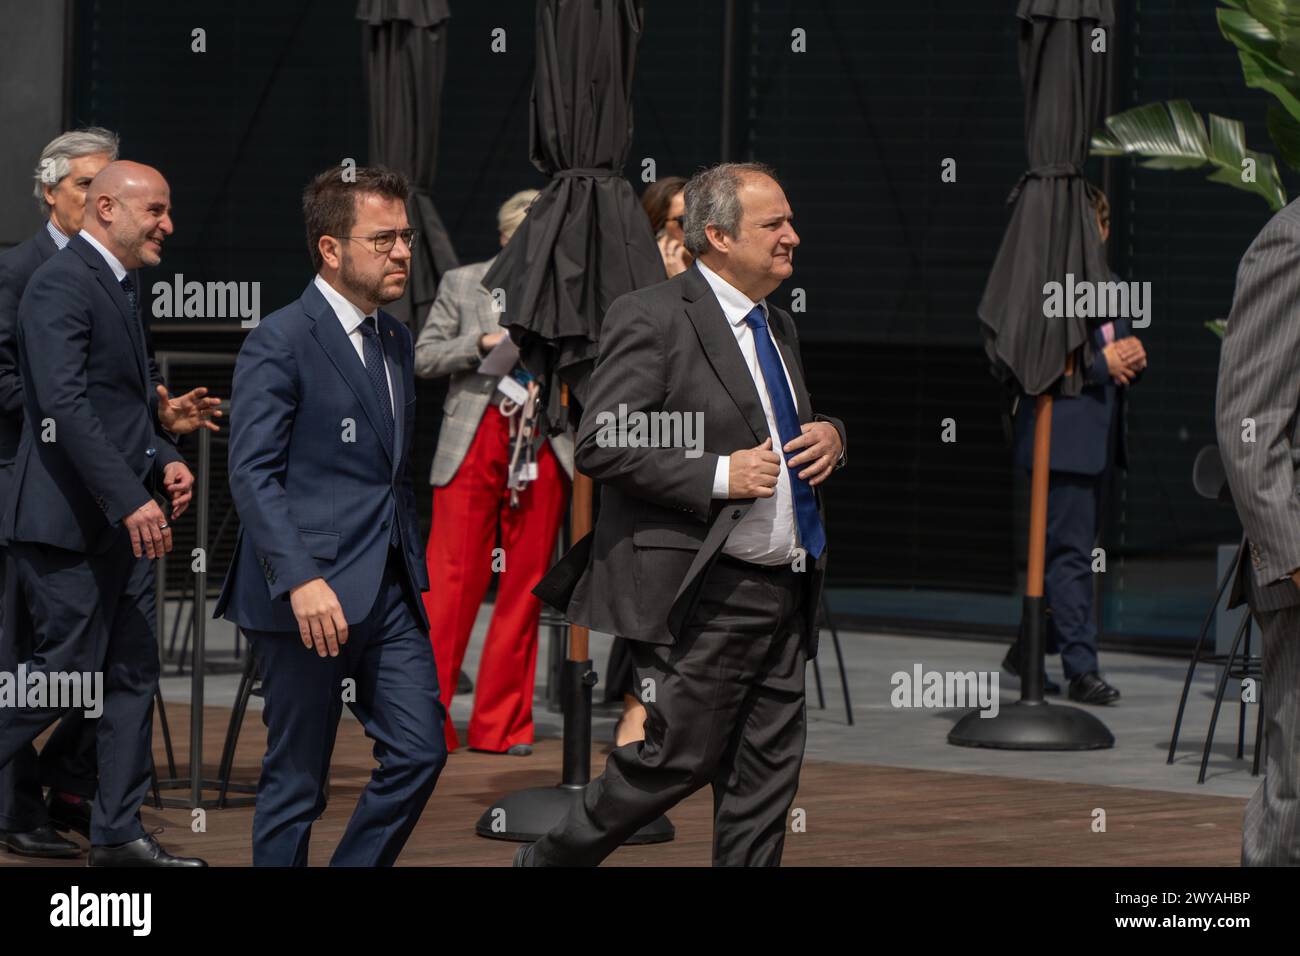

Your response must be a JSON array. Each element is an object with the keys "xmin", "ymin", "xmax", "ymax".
[
  {"xmin": 1217, "ymin": 199, "xmax": 1300, "ymax": 613},
  {"xmin": 414, "ymin": 258, "xmax": 574, "ymax": 485},
  {"xmin": 533, "ymin": 263, "xmax": 846, "ymax": 660}
]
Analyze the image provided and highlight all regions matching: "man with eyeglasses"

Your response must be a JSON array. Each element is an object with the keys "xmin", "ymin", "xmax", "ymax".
[{"xmin": 216, "ymin": 165, "xmax": 445, "ymax": 866}]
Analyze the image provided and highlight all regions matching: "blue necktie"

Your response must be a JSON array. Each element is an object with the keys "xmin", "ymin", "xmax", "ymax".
[
  {"xmin": 359, "ymin": 316, "xmax": 399, "ymax": 547},
  {"xmin": 743, "ymin": 306, "xmax": 826, "ymax": 559}
]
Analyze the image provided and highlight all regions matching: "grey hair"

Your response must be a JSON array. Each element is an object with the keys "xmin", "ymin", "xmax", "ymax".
[
  {"xmin": 681, "ymin": 162, "xmax": 779, "ymax": 256},
  {"xmin": 497, "ymin": 188, "xmax": 540, "ymax": 241},
  {"xmin": 32, "ymin": 127, "xmax": 120, "ymax": 214}
]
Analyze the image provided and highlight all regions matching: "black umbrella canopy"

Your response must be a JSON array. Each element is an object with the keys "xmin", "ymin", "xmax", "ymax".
[
  {"xmin": 357, "ymin": 0, "xmax": 460, "ymax": 326},
  {"xmin": 483, "ymin": 0, "xmax": 664, "ymax": 434},
  {"xmin": 978, "ymin": 0, "xmax": 1114, "ymax": 398}
]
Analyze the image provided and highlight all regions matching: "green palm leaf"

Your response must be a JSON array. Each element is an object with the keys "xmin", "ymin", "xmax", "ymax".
[
  {"xmin": 1090, "ymin": 100, "xmax": 1286, "ymax": 210},
  {"xmin": 1218, "ymin": 2, "xmax": 1300, "ymax": 168}
]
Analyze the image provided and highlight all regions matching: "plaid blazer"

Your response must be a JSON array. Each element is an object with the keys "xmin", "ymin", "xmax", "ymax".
[{"xmin": 414, "ymin": 258, "xmax": 574, "ymax": 486}]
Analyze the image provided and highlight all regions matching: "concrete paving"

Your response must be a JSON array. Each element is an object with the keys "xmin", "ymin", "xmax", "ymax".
[{"xmin": 160, "ymin": 600, "xmax": 1260, "ymax": 802}]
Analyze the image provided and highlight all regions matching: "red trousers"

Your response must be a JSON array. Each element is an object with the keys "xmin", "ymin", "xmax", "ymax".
[{"xmin": 423, "ymin": 404, "xmax": 569, "ymax": 752}]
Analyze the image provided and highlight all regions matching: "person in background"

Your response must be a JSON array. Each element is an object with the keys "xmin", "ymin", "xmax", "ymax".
[
  {"xmin": 643, "ymin": 175, "xmax": 690, "ymax": 277},
  {"xmin": 415, "ymin": 190, "xmax": 573, "ymax": 756},
  {"xmin": 1004, "ymin": 185, "xmax": 1144, "ymax": 706}
]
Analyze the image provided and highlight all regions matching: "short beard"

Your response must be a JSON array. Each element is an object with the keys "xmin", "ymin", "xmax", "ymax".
[
  {"xmin": 340, "ymin": 249, "xmax": 404, "ymax": 307},
  {"xmin": 114, "ymin": 204, "xmax": 161, "ymax": 267}
]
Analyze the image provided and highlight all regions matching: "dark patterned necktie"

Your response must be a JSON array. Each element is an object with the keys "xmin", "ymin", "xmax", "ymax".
[
  {"xmin": 119, "ymin": 275, "xmax": 149, "ymax": 395},
  {"xmin": 359, "ymin": 315, "xmax": 399, "ymax": 547},
  {"xmin": 119, "ymin": 275, "xmax": 138, "ymax": 315},
  {"xmin": 743, "ymin": 305, "xmax": 826, "ymax": 559}
]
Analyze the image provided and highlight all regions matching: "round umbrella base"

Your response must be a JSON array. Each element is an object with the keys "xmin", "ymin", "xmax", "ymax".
[
  {"xmin": 948, "ymin": 700, "xmax": 1114, "ymax": 750},
  {"xmin": 474, "ymin": 784, "xmax": 675, "ymax": 844}
]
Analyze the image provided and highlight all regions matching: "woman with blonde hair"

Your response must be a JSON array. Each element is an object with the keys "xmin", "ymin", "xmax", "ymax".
[{"xmin": 414, "ymin": 188, "xmax": 574, "ymax": 756}]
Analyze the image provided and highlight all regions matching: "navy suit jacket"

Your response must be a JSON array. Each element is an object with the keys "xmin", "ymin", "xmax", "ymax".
[
  {"xmin": 0, "ymin": 233, "xmax": 184, "ymax": 553},
  {"xmin": 0, "ymin": 227, "xmax": 172, "ymax": 517},
  {"xmin": 1013, "ymin": 316, "xmax": 1134, "ymax": 476},
  {"xmin": 214, "ymin": 280, "xmax": 429, "ymax": 632},
  {"xmin": 0, "ymin": 226, "xmax": 59, "ymax": 498}
]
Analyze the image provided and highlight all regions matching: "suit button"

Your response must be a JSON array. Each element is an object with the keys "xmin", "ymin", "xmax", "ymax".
[
  {"xmin": 381, "ymin": 520, "xmax": 390, "ymax": 529},
  {"xmin": 731, "ymin": 509, "xmax": 742, "ymax": 519},
  {"xmin": 145, "ymin": 447, "xmax": 156, "ymax": 458}
]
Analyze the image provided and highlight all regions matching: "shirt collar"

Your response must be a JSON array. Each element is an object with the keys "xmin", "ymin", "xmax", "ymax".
[
  {"xmin": 313, "ymin": 274, "xmax": 375, "ymax": 334},
  {"xmin": 79, "ymin": 230, "xmax": 128, "ymax": 282},
  {"xmin": 695, "ymin": 259, "xmax": 767, "ymax": 328},
  {"xmin": 46, "ymin": 219, "xmax": 70, "ymax": 250}
]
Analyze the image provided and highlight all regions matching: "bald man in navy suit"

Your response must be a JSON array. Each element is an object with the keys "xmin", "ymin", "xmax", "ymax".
[{"xmin": 0, "ymin": 161, "xmax": 207, "ymax": 866}]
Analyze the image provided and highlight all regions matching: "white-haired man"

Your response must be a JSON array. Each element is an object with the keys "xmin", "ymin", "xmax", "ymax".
[{"xmin": 519, "ymin": 162, "xmax": 846, "ymax": 866}]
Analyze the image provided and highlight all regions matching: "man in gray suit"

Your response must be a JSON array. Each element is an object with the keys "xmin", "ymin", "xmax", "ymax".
[
  {"xmin": 518, "ymin": 162, "xmax": 846, "ymax": 866},
  {"xmin": 1217, "ymin": 199, "xmax": 1300, "ymax": 866}
]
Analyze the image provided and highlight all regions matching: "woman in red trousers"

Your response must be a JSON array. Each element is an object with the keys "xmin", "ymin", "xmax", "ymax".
[{"xmin": 414, "ymin": 190, "xmax": 572, "ymax": 754}]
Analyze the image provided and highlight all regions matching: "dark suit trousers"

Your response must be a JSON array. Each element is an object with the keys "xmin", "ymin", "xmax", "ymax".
[
  {"xmin": 1044, "ymin": 472, "xmax": 1105, "ymax": 679},
  {"xmin": 0, "ymin": 548, "xmax": 98, "ymax": 831},
  {"xmin": 534, "ymin": 558, "xmax": 808, "ymax": 867},
  {"xmin": 245, "ymin": 551, "xmax": 446, "ymax": 867},
  {"xmin": 0, "ymin": 533, "xmax": 155, "ymax": 845},
  {"xmin": 0, "ymin": 547, "xmax": 98, "ymax": 832}
]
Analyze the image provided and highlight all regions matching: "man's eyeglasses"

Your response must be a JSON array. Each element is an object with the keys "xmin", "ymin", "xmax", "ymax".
[{"xmin": 337, "ymin": 229, "xmax": 419, "ymax": 254}]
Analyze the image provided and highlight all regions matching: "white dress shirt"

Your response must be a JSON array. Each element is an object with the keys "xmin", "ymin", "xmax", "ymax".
[
  {"xmin": 696, "ymin": 259, "xmax": 800, "ymax": 566},
  {"xmin": 79, "ymin": 229, "xmax": 128, "ymax": 282},
  {"xmin": 313, "ymin": 274, "xmax": 395, "ymax": 411}
]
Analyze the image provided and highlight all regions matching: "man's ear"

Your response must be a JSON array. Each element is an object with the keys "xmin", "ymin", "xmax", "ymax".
[
  {"xmin": 91, "ymin": 192, "xmax": 114, "ymax": 224},
  {"xmin": 318, "ymin": 236, "xmax": 342, "ymax": 270},
  {"xmin": 704, "ymin": 224, "xmax": 729, "ymax": 255}
]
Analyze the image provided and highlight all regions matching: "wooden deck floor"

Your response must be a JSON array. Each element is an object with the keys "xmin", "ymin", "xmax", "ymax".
[{"xmin": 0, "ymin": 704, "xmax": 1247, "ymax": 867}]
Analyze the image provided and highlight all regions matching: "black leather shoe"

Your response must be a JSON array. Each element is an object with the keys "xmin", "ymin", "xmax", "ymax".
[
  {"xmin": 1001, "ymin": 642, "xmax": 1061, "ymax": 695},
  {"xmin": 87, "ymin": 833, "xmax": 207, "ymax": 868},
  {"xmin": 1068, "ymin": 672, "xmax": 1120, "ymax": 706},
  {"xmin": 46, "ymin": 792, "xmax": 93, "ymax": 840},
  {"xmin": 0, "ymin": 824, "xmax": 81, "ymax": 858},
  {"xmin": 513, "ymin": 842, "xmax": 536, "ymax": 867}
]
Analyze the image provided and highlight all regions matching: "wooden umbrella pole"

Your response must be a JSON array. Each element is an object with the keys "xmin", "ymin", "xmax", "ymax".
[
  {"xmin": 1017, "ymin": 351, "xmax": 1076, "ymax": 705},
  {"xmin": 562, "ymin": 382, "xmax": 593, "ymax": 662},
  {"xmin": 1026, "ymin": 353, "xmax": 1074, "ymax": 598},
  {"xmin": 568, "ymin": 474, "xmax": 593, "ymax": 662},
  {"xmin": 1026, "ymin": 396, "xmax": 1053, "ymax": 599}
]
